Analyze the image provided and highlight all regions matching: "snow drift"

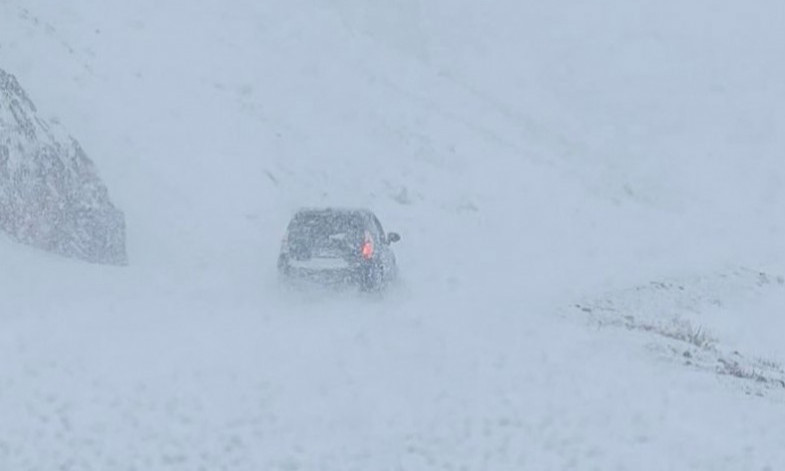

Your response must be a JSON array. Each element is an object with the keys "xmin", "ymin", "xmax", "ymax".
[{"xmin": 0, "ymin": 68, "xmax": 126, "ymax": 265}]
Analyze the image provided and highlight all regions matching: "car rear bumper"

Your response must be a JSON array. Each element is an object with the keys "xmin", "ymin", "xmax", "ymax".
[
  {"xmin": 278, "ymin": 255, "xmax": 365, "ymax": 284},
  {"xmin": 280, "ymin": 266, "xmax": 361, "ymax": 285}
]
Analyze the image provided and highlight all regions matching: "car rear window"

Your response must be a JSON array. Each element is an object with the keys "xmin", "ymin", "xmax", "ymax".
[{"xmin": 288, "ymin": 212, "xmax": 364, "ymax": 251}]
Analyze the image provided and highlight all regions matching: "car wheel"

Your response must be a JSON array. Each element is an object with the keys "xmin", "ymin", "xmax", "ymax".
[{"xmin": 360, "ymin": 263, "xmax": 383, "ymax": 292}]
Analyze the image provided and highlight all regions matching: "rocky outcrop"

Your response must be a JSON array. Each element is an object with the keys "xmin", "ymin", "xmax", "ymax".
[{"xmin": 0, "ymin": 69, "xmax": 127, "ymax": 265}]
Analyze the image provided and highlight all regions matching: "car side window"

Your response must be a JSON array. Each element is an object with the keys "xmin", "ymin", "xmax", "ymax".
[{"xmin": 371, "ymin": 215, "xmax": 386, "ymax": 241}]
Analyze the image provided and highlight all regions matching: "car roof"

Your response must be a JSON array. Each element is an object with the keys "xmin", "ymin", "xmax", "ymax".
[{"xmin": 293, "ymin": 207, "xmax": 374, "ymax": 218}]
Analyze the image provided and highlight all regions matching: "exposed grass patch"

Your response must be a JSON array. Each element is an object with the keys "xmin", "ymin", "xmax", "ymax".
[
  {"xmin": 717, "ymin": 358, "xmax": 785, "ymax": 389},
  {"xmin": 574, "ymin": 268, "xmax": 785, "ymax": 396},
  {"xmin": 597, "ymin": 314, "xmax": 717, "ymax": 351},
  {"xmin": 756, "ymin": 358, "xmax": 784, "ymax": 374}
]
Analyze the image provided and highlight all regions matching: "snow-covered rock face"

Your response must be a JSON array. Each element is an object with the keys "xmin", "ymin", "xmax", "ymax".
[{"xmin": 0, "ymin": 68, "xmax": 126, "ymax": 265}]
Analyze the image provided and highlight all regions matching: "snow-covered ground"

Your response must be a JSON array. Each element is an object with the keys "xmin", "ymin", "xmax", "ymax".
[{"xmin": 2, "ymin": 0, "xmax": 784, "ymax": 469}]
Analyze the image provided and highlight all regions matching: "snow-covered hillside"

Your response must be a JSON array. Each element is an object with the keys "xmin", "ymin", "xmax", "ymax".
[
  {"xmin": 1, "ymin": 0, "xmax": 784, "ymax": 469},
  {"xmin": 0, "ymin": 68, "xmax": 126, "ymax": 264}
]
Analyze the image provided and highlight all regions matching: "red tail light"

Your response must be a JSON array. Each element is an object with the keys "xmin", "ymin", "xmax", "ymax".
[{"xmin": 361, "ymin": 231, "xmax": 374, "ymax": 260}]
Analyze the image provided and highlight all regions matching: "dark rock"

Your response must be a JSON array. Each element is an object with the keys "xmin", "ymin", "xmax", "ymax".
[{"xmin": 0, "ymin": 69, "xmax": 126, "ymax": 265}]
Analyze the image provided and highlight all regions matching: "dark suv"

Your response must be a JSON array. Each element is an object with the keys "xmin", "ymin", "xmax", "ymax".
[{"xmin": 277, "ymin": 208, "xmax": 401, "ymax": 291}]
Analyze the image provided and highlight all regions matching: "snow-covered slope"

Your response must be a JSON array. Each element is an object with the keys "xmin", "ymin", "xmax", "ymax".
[
  {"xmin": 1, "ymin": 0, "xmax": 784, "ymax": 469},
  {"xmin": 0, "ymin": 68, "xmax": 126, "ymax": 264}
]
